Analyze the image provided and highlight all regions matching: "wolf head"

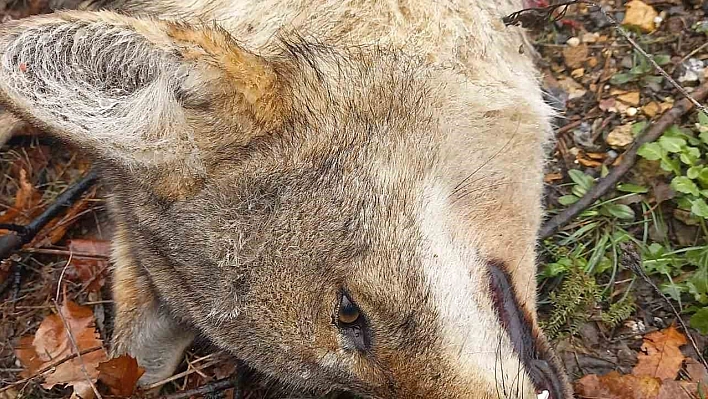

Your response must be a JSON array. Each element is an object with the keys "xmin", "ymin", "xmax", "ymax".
[{"xmin": 0, "ymin": 10, "xmax": 570, "ymax": 398}]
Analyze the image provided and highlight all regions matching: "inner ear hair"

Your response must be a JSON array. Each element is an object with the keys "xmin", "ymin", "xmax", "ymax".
[{"xmin": 0, "ymin": 11, "xmax": 287, "ymax": 174}]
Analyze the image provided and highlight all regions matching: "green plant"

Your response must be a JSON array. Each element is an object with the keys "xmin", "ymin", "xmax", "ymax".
[
  {"xmin": 638, "ymin": 114, "xmax": 708, "ymax": 223},
  {"xmin": 557, "ymin": 169, "xmax": 637, "ymax": 220},
  {"xmin": 610, "ymin": 50, "xmax": 671, "ymax": 86},
  {"xmin": 542, "ymin": 265, "xmax": 602, "ymax": 339},
  {"xmin": 610, "ymin": 49, "xmax": 671, "ymax": 86}
]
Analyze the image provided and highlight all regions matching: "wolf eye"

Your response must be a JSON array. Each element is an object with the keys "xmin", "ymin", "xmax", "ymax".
[
  {"xmin": 335, "ymin": 292, "xmax": 369, "ymax": 351},
  {"xmin": 338, "ymin": 293, "xmax": 361, "ymax": 324}
]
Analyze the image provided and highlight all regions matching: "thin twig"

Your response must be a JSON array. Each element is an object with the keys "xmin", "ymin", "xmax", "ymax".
[
  {"xmin": 52, "ymin": 299, "xmax": 103, "ymax": 399},
  {"xmin": 157, "ymin": 376, "xmax": 241, "ymax": 399},
  {"xmin": 0, "ymin": 169, "xmax": 98, "ymax": 261},
  {"xmin": 504, "ymin": 0, "xmax": 708, "ymax": 116},
  {"xmin": 620, "ymin": 242, "xmax": 708, "ymax": 370},
  {"xmin": 143, "ymin": 358, "xmax": 222, "ymax": 390},
  {"xmin": 540, "ymin": 80, "xmax": 708, "ymax": 239},
  {"xmin": 0, "ymin": 346, "xmax": 103, "ymax": 394}
]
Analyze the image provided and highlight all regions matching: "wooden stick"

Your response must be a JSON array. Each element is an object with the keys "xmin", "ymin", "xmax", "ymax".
[
  {"xmin": 158, "ymin": 376, "xmax": 241, "ymax": 399},
  {"xmin": 0, "ymin": 169, "xmax": 98, "ymax": 261},
  {"xmin": 540, "ymin": 81, "xmax": 708, "ymax": 239}
]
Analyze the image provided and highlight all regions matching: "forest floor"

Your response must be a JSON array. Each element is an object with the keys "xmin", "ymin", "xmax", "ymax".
[{"xmin": 1, "ymin": 0, "xmax": 708, "ymax": 398}]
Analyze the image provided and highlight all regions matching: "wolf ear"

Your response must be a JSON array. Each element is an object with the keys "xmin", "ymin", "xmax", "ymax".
[{"xmin": 0, "ymin": 11, "xmax": 287, "ymax": 168}]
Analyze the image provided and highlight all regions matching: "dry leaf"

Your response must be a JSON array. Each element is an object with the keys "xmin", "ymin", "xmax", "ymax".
[
  {"xmin": 65, "ymin": 239, "xmax": 111, "ymax": 292},
  {"xmin": 600, "ymin": 98, "xmax": 618, "ymax": 112},
  {"xmin": 14, "ymin": 300, "xmax": 108, "ymax": 396},
  {"xmin": 97, "ymin": 355, "xmax": 144, "ymax": 397},
  {"xmin": 557, "ymin": 77, "xmax": 588, "ymax": 100},
  {"xmin": 622, "ymin": 0, "xmax": 659, "ymax": 33},
  {"xmin": 657, "ymin": 380, "xmax": 702, "ymax": 399},
  {"xmin": 685, "ymin": 358, "xmax": 708, "ymax": 385},
  {"xmin": 633, "ymin": 326, "xmax": 687, "ymax": 380},
  {"xmin": 544, "ymin": 173, "xmax": 563, "ymax": 183},
  {"xmin": 618, "ymin": 91, "xmax": 641, "ymax": 107},
  {"xmin": 643, "ymin": 101, "xmax": 661, "ymax": 118},
  {"xmin": 0, "ymin": 168, "xmax": 42, "ymax": 226},
  {"xmin": 607, "ymin": 124, "xmax": 635, "ymax": 149},
  {"xmin": 563, "ymin": 43, "xmax": 589, "ymax": 69},
  {"xmin": 575, "ymin": 371, "xmax": 662, "ymax": 399}
]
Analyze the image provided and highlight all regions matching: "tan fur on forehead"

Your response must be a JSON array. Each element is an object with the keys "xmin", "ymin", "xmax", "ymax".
[{"xmin": 0, "ymin": 0, "xmax": 574, "ymax": 397}]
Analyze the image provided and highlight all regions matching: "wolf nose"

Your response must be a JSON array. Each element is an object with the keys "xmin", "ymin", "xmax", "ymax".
[{"xmin": 530, "ymin": 359, "xmax": 563, "ymax": 399}]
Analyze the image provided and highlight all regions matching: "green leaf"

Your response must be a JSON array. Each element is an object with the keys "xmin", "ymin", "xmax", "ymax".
[
  {"xmin": 600, "ymin": 203, "xmax": 635, "ymax": 219},
  {"xmin": 672, "ymin": 176, "xmax": 700, "ymax": 196},
  {"xmin": 690, "ymin": 308, "xmax": 708, "ymax": 334},
  {"xmin": 661, "ymin": 282, "xmax": 686, "ymax": 302},
  {"xmin": 698, "ymin": 169, "xmax": 708, "ymax": 188},
  {"xmin": 600, "ymin": 164, "xmax": 609, "ymax": 178},
  {"xmin": 692, "ymin": 198, "xmax": 708, "ymax": 218},
  {"xmin": 700, "ymin": 130, "xmax": 708, "ymax": 145},
  {"xmin": 568, "ymin": 170, "xmax": 594, "ymax": 197},
  {"xmin": 688, "ymin": 166, "xmax": 703, "ymax": 179},
  {"xmin": 544, "ymin": 257, "xmax": 572, "ymax": 278},
  {"xmin": 699, "ymin": 111, "xmax": 708, "ymax": 127},
  {"xmin": 617, "ymin": 183, "xmax": 648, "ymax": 193},
  {"xmin": 677, "ymin": 196, "xmax": 694, "ymax": 210},
  {"xmin": 631, "ymin": 121, "xmax": 648, "ymax": 136},
  {"xmin": 637, "ymin": 142, "xmax": 665, "ymax": 161},
  {"xmin": 629, "ymin": 63, "xmax": 652, "ymax": 76},
  {"xmin": 659, "ymin": 157, "xmax": 681, "ymax": 175},
  {"xmin": 652, "ymin": 54, "xmax": 671, "ymax": 66},
  {"xmin": 641, "ymin": 75, "xmax": 663, "ymax": 85},
  {"xmin": 558, "ymin": 195, "xmax": 579, "ymax": 205},
  {"xmin": 658, "ymin": 136, "xmax": 687, "ymax": 153},
  {"xmin": 647, "ymin": 243, "xmax": 665, "ymax": 257},
  {"xmin": 680, "ymin": 146, "xmax": 701, "ymax": 165},
  {"xmin": 610, "ymin": 72, "xmax": 636, "ymax": 85}
]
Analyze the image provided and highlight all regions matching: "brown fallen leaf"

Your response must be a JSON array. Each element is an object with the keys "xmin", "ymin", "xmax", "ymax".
[
  {"xmin": 617, "ymin": 91, "xmax": 641, "ymax": 107},
  {"xmin": 633, "ymin": 326, "xmax": 687, "ymax": 380},
  {"xmin": 685, "ymin": 358, "xmax": 708, "ymax": 385},
  {"xmin": 563, "ymin": 43, "xmax": 589, "ymax": 70},
  {"xmin": 622, "ymin": 0, "xmax": 659, "ymax": 33},
  {"xmin": 0, "ymin": 168, "xmax": 43, "ymax": 227},
  {"xmin": 577, "ymin": 153, "xmax": 603, "ymax": 167},
  {"xmin": 544, "ymin": 172, "xmax": 563, "ymax": 183},
  {"xmin": 657, "ymin": 380, "xmax": 702, "ymax": 399},
  {"xmin": 607, "ymin": 123, "xmax": 635, "ymax": 149},
  {"xmin": 14, "ymin": 300, "xmax": 108, "ymax": 397},
  {"xmin": 65, "ymin": 239, "xmax": 112, "ymax": 292},
  {"xmin": 575, "ymin": 371, "xmax": 662, "ymax": 399},
  {"xmin": 97, "ymin": 355, "xmax": 144, "ymax": 397}
]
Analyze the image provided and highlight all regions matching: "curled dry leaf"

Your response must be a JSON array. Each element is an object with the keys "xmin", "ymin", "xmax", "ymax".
[
  {"xmin": 97, "ymin": 355, "xmax": 144, "ymax": 397},
  {"xmin": 0, "ymin": 168, "xmax": 42, "ymax": 227},
  {"xmin": 633, "ymin": 326, "xmax": 687, "ymax": 380},
  {"xmin": 14, "ymin": 300, "xmax": 108, "ymax": 397}
]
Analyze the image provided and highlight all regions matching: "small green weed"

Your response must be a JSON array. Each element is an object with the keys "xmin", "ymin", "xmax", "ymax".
[
  {"xmin": 610, "ymin": 49, "xmax": 671, "ymax": 86},
  {"xmin": 541, "ymin": 111, "xmax": 708, "ymax": 339}
]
